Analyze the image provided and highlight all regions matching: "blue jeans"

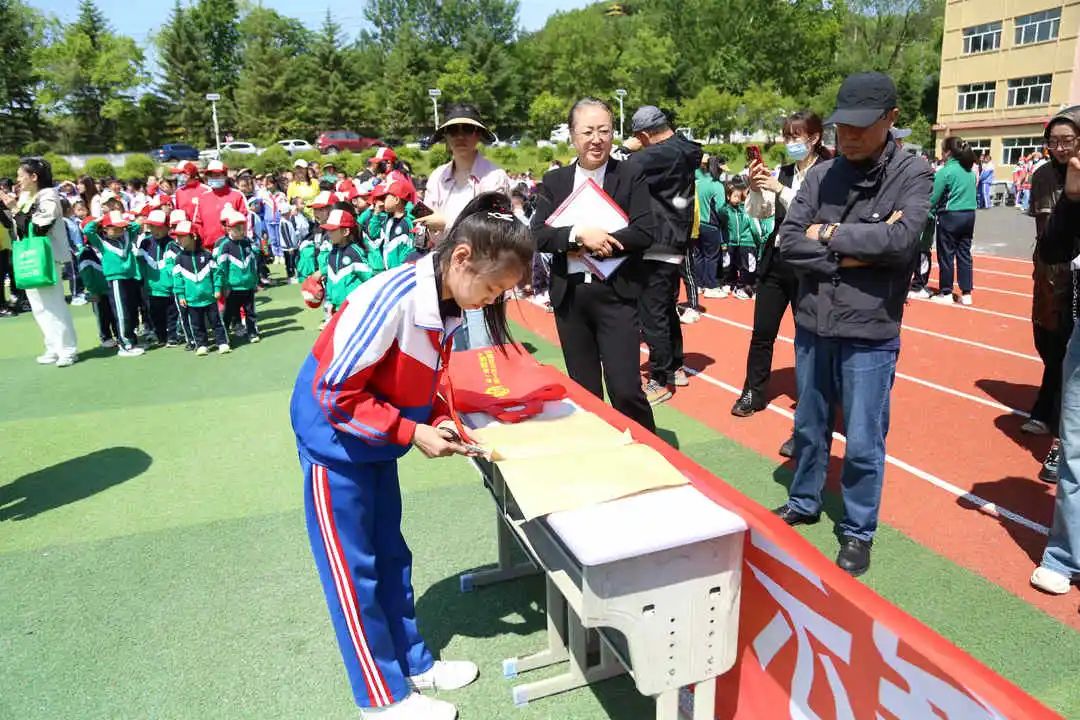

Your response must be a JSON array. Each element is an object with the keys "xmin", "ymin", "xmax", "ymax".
[
  {"xmin": 454, "ymin": 308, "xmax": 493, "ymax": 350},
  {"xmin": 1040, "ymin": 322, "xmax": 1080, "ymax": 578},
  {"xmin": 1017, "ymin": 187, "xmax": 1030, "ymax": 211},
  {"xmin": 787, "ymin": 327, "xmax": 898, "ymax": 541}
]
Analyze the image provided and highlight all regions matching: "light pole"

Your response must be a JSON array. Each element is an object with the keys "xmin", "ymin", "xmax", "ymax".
[
  {"xmin": 428, "ymin": 88, "xmax": 441, "ymax": 132},
  {"xmin": 206, "ymin": 92, "xmax": 221, "ymax": 153},
  {"xmin": 615, "ymin": 88, "xmax": 627, "ymax": 139}
]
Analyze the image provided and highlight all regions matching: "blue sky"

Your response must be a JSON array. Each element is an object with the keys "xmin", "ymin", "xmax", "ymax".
[{"xmin": 27, "ymin": 0, "xmax": 592, "ymax": 46}]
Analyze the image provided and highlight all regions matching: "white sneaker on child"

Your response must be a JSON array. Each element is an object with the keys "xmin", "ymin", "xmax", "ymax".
[
  {"xmin": 733, "ymin": 288, "xmax": 751, "ymax": 300},
  {"xmin": 929, "ymin": 293, "xmax": 954, "ymax": 305},
  {"xmin": 219, "ymin": 344, "xmax": 231, "ymax": 354},
  {"xmin": 703, "ymin": 286, "xmax": 728, "ymax": 299},
  {"xmin": 360, "ymin": 693, "xmax": 457, "ymax": 719},
  {"xmin": 959, "ymin": 293, "xmax": 973, "ymax": 306},
  {"xmin": 196, "ymin": 346, "xmax": 209, "ymax": 357},
  {"xmin": 118, "ymin": 347, "xmax": 145, "ymax": 357},
  {"xmin": 407, "ymin": 660, "xmax": 478, "ymax": 692}
]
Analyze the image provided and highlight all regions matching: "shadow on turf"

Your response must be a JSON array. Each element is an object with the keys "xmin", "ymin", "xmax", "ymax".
[
  {"xmin": 259, "ymin": 305, "xmax": 303, "ymax": 322},
  {"xmin": 965, "ymin": 476, "xmax": 1055, "ymax": 564},
  {"xmin": 0, "ymin": 446, "xmax": 152, "ymax": 521}
]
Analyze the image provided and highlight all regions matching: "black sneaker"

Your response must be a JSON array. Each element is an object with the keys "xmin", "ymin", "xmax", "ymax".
[
  {"xmin": 731, "ymin": 389, "xmax": 764, "ymax": 417},
  {"xmin": 1040, "ymin": 440, "xmax": 1060, "ymax": 484},
  {"xmin": 779, "ymin": 435, "xmax": 795, "ymax": 458},
  {"xmin": 836, "ymin": 536, "xmax": 872, "ymax": 577},
  {"xmin": 772, "ymin": 505, "xmax": 820, "ymax": 526}
]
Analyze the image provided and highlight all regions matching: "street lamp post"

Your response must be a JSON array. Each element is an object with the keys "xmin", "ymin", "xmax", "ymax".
[
  {"xmin": 428, "ymin": 88, "xmax": 442, "ymax": 132},
  {"xmin": 615, "ymin": 88, "xmax": 627, "ymax": 139},
  {"xmin": 206, "ymin": 92, "xmax": 221, "ymax": 153}
]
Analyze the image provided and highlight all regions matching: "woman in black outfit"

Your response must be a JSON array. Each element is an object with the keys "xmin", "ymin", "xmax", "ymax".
[{"xmin": 732, "ymin": 111, "xmax": 833, "ymax": 455}]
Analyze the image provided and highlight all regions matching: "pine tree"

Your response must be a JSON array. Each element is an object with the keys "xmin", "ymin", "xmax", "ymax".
[
  {"xmin": 0, "ymin": 0, "xmax": 43, "ymax": 152},
  {"xmin": 234, "ymin": 7, "xmax": 309, "ymax": 140},
  {"xmin": 157, "ymin": 1, "xmax": 214, "ymax": 145}
]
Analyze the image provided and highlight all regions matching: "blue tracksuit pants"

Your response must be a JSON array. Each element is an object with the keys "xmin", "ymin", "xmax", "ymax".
[{"xmin": 302, "ymin": 456, "xmax": 435, "ymax": 708}]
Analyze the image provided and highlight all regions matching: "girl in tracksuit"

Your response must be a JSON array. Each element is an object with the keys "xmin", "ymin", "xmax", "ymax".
[
  {"xmin": 716, "ymin": 177, "xmax": 764, "ymax": 299},
  {"xmin": 289, "ymin": 193, "xmax": 531, "ymax": 720},
  {"xmin": 367, "ymin": 182, "xmax": 415, "ymax": 276},
  {"xmin": 77, "ymin": 242, "xmax": 119, "ymax": 346},
  {"xmin": 86, "ymin": 210, "xmax": 146, "ymax": 356},
  {"xmin": 217, "ymin": 211, "xmax": 262, "ymax": 342},
  {"xmin": 138, "ymin": 209, "xmax": 181, "ymax": 346},
  {"xmin": 321, "ymin": 205, "xmax": 373, "ymax": 313}
]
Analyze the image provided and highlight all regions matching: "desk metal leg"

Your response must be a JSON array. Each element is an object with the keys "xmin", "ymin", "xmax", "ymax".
[
  {"xmin": 460, "ymin": 508, "xmax": 540, "ymax": 592},
  {"xmin": 509, "ymin": 603, "xmax": 625, "ymax": 706},
  {"xmin": 692, "ymin": 679, "xmax": 716, "ymax": 720},
  {"xmin": 504, "ymin": 577, "xmax": 569, "ymax": 678}
]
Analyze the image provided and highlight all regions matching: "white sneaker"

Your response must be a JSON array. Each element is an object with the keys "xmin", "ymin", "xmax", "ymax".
[
  {"xmin": 55, "ymin": 355, "xmax": 78, "ymax": 368},
  {"xmin": 929, "ymin": 293, "xmax": 955, "ymax": 305},
  {"xmin": 70, "ymin": 295, "xmax": 88, "ymax": 306},
  {"xmin": 118, "ymin": 346, "xmax": 145, "ymax": 357},
  {"xmin": 959, "ymin": 293, "xmax": 973, "ymax": 306},
  {"xmin": 219, "ymin": 343, "xmax": 232, "ymax": 354},
  {"xmin": 289, "ymin": 277, "xmax": 300, "ymax": 285},
  {"xmin": 36, "ymin": 353, "xmax": 59, "ymax": 365},
  {"xmin": 1030, "ymin": 566, "xmax": 1071, "ymax": 595},
  {"xmin": 407, "ymin": 660, "xmax": 478, "ymax": 692},
  {"xmin": 196, "ymin": 346, "xmax": 209, "ymax": 357},
  {"xmin": 703, "ymin": 286, "xmax": 729, "ymax": 299},
  {"xmin": 360, "ymin": 693, "xmax": 457, "ymax": 719},
  {"xmin": 907, "ymin": 288, "xmax": 932, "ymax": 299},
  {"xmin": 733, "ymin": 288, "xmax": 751, "ymax": 300},
  {"xmin": 1021, "ymin": 418, "xmax": 1050, "ymax": 435},
  {"xmin": 678, "ymin": 308, "xmax": 701, "ymax": 324},
  {"xmin": 101, "ymin": 338, "xmax": 118, "ymax": 348}
]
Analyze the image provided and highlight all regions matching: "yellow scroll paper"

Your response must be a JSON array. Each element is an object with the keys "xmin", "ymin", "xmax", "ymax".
[
  {"xmin": 494, "ymin": 443, "xmax": 689, "ymax": 521},
  {"xmin": 471, "ymin": 409, "xmax": 632, "ymax": 461}
]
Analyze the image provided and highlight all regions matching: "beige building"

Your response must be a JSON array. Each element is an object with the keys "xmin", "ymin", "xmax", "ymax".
[{"xmin": 934, "ymin": 0, "xmax": 1079, "ymax": 179}]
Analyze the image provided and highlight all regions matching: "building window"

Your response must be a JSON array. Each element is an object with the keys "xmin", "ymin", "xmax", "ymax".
[
  {"xmin": 1002, "ymin": 136, "xmax": 1045, "ymax": 165},
  {"xmin": 1007, "ymin": 74, "xmax": 1053, "ymax": 107},
  {"xmin": 966, "ymin": 139, "xmax": 992, "ymax": 158},
  {"xmin": 963, "ymin": 21, "xmax": 1002, "ymax": 53},
  {"xmin": 956, "ymin": 82, "xmax": 996, "ymax": 111},
  {"xmin": 1015, "ymin": 7, "xmax": 1062, "ymax": 45}
]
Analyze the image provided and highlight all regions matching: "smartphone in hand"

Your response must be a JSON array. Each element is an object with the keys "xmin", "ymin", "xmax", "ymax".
[
  {"xmin": 411, "ymin": 200, "xmax": 434, "ymax": 220},
  {"xmin": 745, "ymin": 145, "xmax": 763, "ymax": 166}
]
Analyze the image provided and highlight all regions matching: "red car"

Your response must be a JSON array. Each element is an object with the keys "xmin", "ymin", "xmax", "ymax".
[{"xmin": 315, "ymin": 130, "xmax": 385, "ymax": 153}]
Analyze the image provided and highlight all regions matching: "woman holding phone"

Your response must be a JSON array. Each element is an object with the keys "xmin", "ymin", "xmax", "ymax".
[{"xmin": 734, "ymin": 112, "xmax": 833, "ymax": 451}]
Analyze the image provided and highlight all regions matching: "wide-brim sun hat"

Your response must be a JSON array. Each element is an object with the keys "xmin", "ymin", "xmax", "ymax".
[{"xmin": 433, "ymin": 103, "xmax": 496, "ymax": 144}]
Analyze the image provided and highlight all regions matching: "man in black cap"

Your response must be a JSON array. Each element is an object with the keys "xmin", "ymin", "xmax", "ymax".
[
  {"xmin": 625, "ymin": 105, "xmax": 703, "ymax": 405},
  {"xmin": 774, "ymin": 71, "xmax": 933, "ymax": 577}
]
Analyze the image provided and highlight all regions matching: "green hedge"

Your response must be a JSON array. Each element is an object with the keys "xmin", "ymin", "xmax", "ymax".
[
  {"xmin": 44, "ymin": 154, "xmax": 75, "ymax": 182},
  {"xmin": 83, "ymin": 157, "xmax": 116, "ymax": 179},
  {"xmin": 123, "ymin": 154, "xmax": 157, "ymax": 180},
  {"xmin": 0, "ymin": 155, "xmax": 19, "ymax": 179}
]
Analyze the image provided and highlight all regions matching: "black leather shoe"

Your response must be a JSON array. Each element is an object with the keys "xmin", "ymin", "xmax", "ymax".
[
  {"xmin": 772, "ymin": 505, "xmax": 820, "ymax": 526},
  {"xmin": 836, "ymin": 536, "xmax": 873, "ymax": 577},
  {"xmin": 778, "ymin": 435, "xmax": 794, "ymax": 458},
  {"xmin": 731, "ymin": 389, "xmax": 764, "ymax": 417}
]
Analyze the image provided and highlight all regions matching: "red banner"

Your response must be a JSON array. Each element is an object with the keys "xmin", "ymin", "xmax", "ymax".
[{"xmin": 452, "ymin": 348, "xmax": 1060, "ymax": 720}]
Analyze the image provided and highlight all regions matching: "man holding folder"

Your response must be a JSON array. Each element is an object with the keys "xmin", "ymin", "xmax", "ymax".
[{"xmin": 531, "ymin": 97, "xmax": 657, "ymax": 433}]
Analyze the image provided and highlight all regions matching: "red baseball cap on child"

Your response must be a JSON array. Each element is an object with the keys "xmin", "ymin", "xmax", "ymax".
[
  {"xmin": 205, "ymin": 160, "xmax": 227, "ymax": 175},
  {"xmin": 367, "ymin": 183, "xmax": 389, "ymax": 200},
  {"xmin": 101, "ymin": 210, "xmax": 129, "ymax": 229},
  {"xmin": 171, "ymin": 161, "xmax": 199, "ymax": 176},
  {"xmin": 223, "ymin": 210, "xmax": 246, "ymax": 227},
  {"xmin": 386, "ymin": 180, "xmax": 413, "ymax": 200},
  {"xmin": 369, "ymin": 147, "xmax": 397, "ymax": 164},
  {"xmin": 169, "ymin": 209, "xmax": 188, "ymax": 227},
  {"xmin": 144, "ymin": 209, "xmax": 168, "ymax": 227},
  {"xmin": 171, "ymin": 220, "xmax": 195, "ymax": 237},
  {"xmin": 320, "ymin": 208, "xmax": 358, "ymax": 231},
  {"xmin": 308, "ymin": 190, "xmax": 335, "ymax": 209}
]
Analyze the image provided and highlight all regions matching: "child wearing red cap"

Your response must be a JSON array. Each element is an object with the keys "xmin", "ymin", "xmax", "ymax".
[
  {"xmin": 367, "ymin": 181, "xmax": 416, "ymax": 274},
  {"xmin": 217, "ymin": 211, "xmax": 261, "ymax": 343},
  {"xmin": 76, "ymin": 235, "xmax": 120, "ymax": 349},
  {"xmin": 84, "ymin": 210, "xmax": 145, "ymax": 357},
  {"xmin": 322, "ymin": 205, "xmax": 372, "ymax": 313},
  {"xmin": 171, "ymin": 221, "xmax": 229, "ymax": 356},
  {"xmin": 171, "ymin": 161, "xmax": 206, "ymax": 220},
  {"xmin": 138, "ymin": 209, "xmax": 182, "ymax": 346}
]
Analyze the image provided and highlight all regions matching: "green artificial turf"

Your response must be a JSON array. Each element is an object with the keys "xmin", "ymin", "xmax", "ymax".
[{"xmin": 0, "ymin": 284, "xmax": 1077, "ymax": 719}]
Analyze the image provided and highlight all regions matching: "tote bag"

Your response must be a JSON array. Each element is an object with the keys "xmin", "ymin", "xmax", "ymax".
[{"xmin": 12, "ymin": 224, "xmax": 57, "ymax": 289}]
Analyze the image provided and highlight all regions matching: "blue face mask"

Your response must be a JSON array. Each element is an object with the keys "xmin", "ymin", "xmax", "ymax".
[
  {"xmin": 207, "ymin": 177, "xmax": 226, "ymax": 190},
  {"xmin": 786, "ymin": 141, "xmax": 810, "ymax": 161}
]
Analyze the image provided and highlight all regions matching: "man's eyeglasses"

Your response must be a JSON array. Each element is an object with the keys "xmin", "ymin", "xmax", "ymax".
[
  {"xmin": 1047, "ymin": 137, "xmax": 1077, "ymax": 149},
  {"xmin": 575, "ymin": 128, "xmax": 613, "ymax": 141}
]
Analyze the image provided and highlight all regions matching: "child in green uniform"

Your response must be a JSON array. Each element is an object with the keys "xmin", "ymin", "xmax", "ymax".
[
  {"xmin": 76, "ymin": 240, "xmax": 119, "ymax": 348},
  {"xmin": 138, "ymin": 209, "xmax": 181, "ymax": 346},
  {"xmin": 217, "ymin": 210, "xmax": 261, "ymax": 343},
  {"xmin": 85, "ymin": 210, "xmax": 145, "ymax": 356},
  {"xmin": 715, "ymin": 176, "xmax": 763, "ymax": 300},
  {"xmin": 367, "ymin": 180, "xmax": 415, "ymax": 275},
  {"xmin": 322, "ymin": 205, "xmax": 372, "ymax": 313},
  {"xmin": 172, "ymin": 220, "xmax": 229, "ymax": 356}
]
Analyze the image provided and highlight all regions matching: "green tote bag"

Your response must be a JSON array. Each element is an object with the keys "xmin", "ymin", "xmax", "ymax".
[{"xmin": 12, "ymin": 224, "xmax": 57, "ymax": 289}]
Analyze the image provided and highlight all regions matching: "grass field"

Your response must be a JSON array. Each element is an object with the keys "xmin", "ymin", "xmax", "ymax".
[{"xmin": 1, "ymin": 277, "xmax": 1078, "ymax": 719}]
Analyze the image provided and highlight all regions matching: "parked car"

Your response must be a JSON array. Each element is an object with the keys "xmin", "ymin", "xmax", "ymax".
[
  {"xmin": 315, "ymin": 130, "xmax": 386, "ymax": 153},
  {"xmin": 200, "ymin": 141, "xmax": 261, "ymax": 161},
  {"xmin": 417, "ymin": 134, "xmax": 435, "ymax": 150},
  {"xmin": 549, "ymin": 123, "xmax": 570, "ymax": 144},
  {"xmin": 150, "ymin": 143, "xmax": 200, "ymax": 162},
  {"xmin": 277, "ymin": 139, "xmax": 314, "ymax": 154}
]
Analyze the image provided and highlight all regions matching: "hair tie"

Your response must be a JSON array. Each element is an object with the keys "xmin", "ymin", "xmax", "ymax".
[{"xmin": 487, "ymin": 211, "xmax": 514, "ymax": 222}]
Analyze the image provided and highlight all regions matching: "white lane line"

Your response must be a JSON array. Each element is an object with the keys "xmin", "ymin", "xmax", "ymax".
[
  {"xmin": 971, "ymin": 252, "xmax": 1034, "ymax": 265},
  {"xmin": 908, "ymin": 295, "xmax": 1030, "ymax": 322},
  {"xmin": 973, "ymin": 267, "xmax": 1031, "ymax": 280},
  {"xmin": 927, "ymin": 278, "xmax": 1032, "ymax": 298},
  {"xmin": 900, "ymin": 324, "xmax": 1040, "ymax": 362},
  {"xmin": 700, "ymin": 312, "xmax": 1033, "ymax": 414},
  {"xmin": 668, "ymin": 357, "xmax": 1050, "ymax": 537}
]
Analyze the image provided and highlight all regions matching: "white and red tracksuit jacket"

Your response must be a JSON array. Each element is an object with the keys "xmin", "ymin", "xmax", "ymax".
[{"xmin": 290, "ymin": 253, "xmax": 462, "ymax": 468}]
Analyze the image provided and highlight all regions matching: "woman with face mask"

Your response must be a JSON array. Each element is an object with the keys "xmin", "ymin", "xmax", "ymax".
[
  {"xmin": 170, "ymin": 161, "xmax": 206, "ymax": 223},
  {"xmin": 735, "ymin": 111, "xmax": 833, "ymax": 454}
]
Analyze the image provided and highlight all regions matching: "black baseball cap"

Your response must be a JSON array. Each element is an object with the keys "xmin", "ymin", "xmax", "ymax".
[{"xmin": 825, "ymin": 72, "xmax": 898, "ymax": 128}]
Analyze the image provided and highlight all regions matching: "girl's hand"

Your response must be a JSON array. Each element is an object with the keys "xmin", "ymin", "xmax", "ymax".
[
  {"xmin": 412, "ymin": 423, "xmax": 471, "ymax": 458},
  {"xmin": 414, "ymin": 212, "xmax": 447, "ymax": 232},
  {"xmin": 1065, "ymin": 156, "xmax": 1080, "ymax": 201}
]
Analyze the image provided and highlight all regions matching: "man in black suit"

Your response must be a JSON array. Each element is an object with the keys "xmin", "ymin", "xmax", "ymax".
[{"xmin": 530, "ymin": 97, "xmax": 657, "ymax": 432}]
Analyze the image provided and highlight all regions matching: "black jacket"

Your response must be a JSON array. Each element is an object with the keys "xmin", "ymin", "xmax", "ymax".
[
  {"xmin": 778, "ymin": 141, "xmax": 933, "ymax": 341},
  {"xmin": 531, "ymin": 158, "xmax": 656, "ymax": 308},
  {"xmin": 757, "ymin": 163, "xmax": 797, "ymax": 280},
  {"xmin": 625, "ymin": 134, "xmax": 703, "ymax": 253},
  {"xmin": 1040, "ymin": 194, "xmax": 1080, "ymax": 320}
]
